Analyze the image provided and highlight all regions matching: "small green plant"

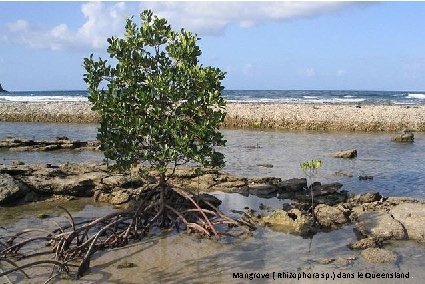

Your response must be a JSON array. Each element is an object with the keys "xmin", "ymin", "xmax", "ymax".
[{"xmin": 300, "ymin": 160, "xmax": 322, "ymax": 216}]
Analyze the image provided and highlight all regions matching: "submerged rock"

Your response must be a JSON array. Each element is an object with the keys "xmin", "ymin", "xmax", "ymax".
[
  {"xmin": 334, "ymin": 170, "xmax": 353, "ymax": 177},
  {"xmin": 331, "ymin": 149, "xmax": 357, "ymax": 159},
  {"xmin": 361, "ymin": 248, "xmax": 397, "ymax": 263},
  {"xmin": 358, "ymin": 175, "xmax": 374, "ymax": 181},
  {"xmin": 349, "ymin": 237, "xmax": 382, "ymax": 250},
  {"xmin": 252, "ymin": 209, "xmax": 314, "ymax": 236},
  {"xmin": 256, "ymin": 163, "xmax": 273, "ymax": 168},
  {"xmin": 392, "ymin": 129, "xmax": 414, "ymax": 143}
]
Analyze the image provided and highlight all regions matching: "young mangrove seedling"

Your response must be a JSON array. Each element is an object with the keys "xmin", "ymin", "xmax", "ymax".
[{"xmin": 300, "ymin": 159, "xmax": 322, "ymax": 218}]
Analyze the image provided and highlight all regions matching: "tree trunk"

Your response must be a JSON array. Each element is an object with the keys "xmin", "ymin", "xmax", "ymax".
[{"xmin": 159, "ymin": 172, "xmax": 166, "ymax": 225}]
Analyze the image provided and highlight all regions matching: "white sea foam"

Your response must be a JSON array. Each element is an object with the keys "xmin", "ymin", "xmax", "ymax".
[
  {"xmin": 332, "ymin": 98, "xmax": 365, "ymax": 103},
  {"xmin": 0, "ymin": 95, "xmax": 88, "ymax": 102},
  {"xmin": 226, "ymin": 97, "xmax": 366, "ymax": 104},
  {"xmin": 303, "ymin": 96, "xmax": 319, "ymax": 99},
  {"xmin": 407, "ymin": 93, "xmax": 425, "ymax": 100}
]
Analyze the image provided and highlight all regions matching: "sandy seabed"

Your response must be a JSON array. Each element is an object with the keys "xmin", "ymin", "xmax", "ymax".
[{"xmin": 1, "ymin": 101, "xmax": 425, "ymax": 132}]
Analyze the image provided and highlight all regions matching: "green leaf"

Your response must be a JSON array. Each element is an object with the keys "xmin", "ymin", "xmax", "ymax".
[{"xmin": 83, "ymin": 9, "xmax": 226, "ymax": 174}]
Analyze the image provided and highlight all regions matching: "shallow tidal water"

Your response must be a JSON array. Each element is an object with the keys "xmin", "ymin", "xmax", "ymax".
[
  {"xmin": 1, "ymin": 195, "xmax": 425, "ymax": 283},
  {"xmin": 1, "ymin": 122, "xmax": 425, "ymax": 197},
  {"xmin": 1, "ymin": 122, "xmax": 425, "ymax": 283}
]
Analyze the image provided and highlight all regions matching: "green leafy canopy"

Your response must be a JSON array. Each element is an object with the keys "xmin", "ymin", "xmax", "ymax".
[{"xmin": 83, "ymin": 10, "xmax": 226, "ymax": 173}]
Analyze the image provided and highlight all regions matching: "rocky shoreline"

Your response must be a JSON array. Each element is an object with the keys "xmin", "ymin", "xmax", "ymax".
[
  {"xmin": 0, "ymin": 136, "xmax": 100, "ymax": 151},
  {"xmin": 1, "ymin": 101, "xmax": 425, "ymax": 131},
  {"xmin": 2, "ymin": 162, "xmax": 425, "ymax": 265}
]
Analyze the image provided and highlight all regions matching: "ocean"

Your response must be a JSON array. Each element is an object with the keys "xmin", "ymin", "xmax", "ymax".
[{"xmin": 1, "ymin": 89, "xmax": 425, "ymax": 105}]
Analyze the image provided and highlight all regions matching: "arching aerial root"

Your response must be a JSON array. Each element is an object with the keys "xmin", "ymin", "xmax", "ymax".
[{"xmin": 0, "ymin": 187, "xmax": 254, "ymax": 282}]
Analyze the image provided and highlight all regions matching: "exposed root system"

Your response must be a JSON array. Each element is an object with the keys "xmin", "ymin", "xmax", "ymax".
[{"xmin": 0, "ymin": 186, "xmax": 253, "ymax": 282}]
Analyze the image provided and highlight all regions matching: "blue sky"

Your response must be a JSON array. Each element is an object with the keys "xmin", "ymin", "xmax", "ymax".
[{"xmin": 1, "ymin": 1, "xmax": 425, "ymax": 91}]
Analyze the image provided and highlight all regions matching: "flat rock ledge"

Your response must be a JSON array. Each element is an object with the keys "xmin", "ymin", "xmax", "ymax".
[
  {"xmin": 0, "ymin": 136, "xmax": 100, "ymax": 151},
  {"xmin": 2, "ymin": 102, "xmax": 425, "ymax": 132},
  {"xmin": 2, "ymin": 162, "xmax": 425, "ymax": 263}
]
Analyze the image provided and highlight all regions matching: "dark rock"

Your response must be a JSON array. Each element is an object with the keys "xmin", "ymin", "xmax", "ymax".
[
  {"xmin": 56, "ymin": 136, "xmax": 69, "ymax": 141},
  {"xmin": 37, "ymin": 213, "xmax": 50, "ymax": 219},
  {"xmin": 248, "ymin": 184, "xmax": 278, "ymax": 198},
  {"xmin": 0, "ymin": 165, "xmax": 32, "ymax": 176},
  {"xmin": 244, "ymin": 144, "xmax": 261, "ymax": 149},
  {"xmin": 315, "ymin": 182, "xmax": 343, "ymax": 195},
  {"xmin": 358, "ymin": 175, "xmax": 373, "ymax": 181},
  {"xmin": 334, "ymin": 170, "xmax": 353, "ymax": 177},
  {"xmin": 116, "ymin": 260, "xmax": 137, "ymax": 269},
  {"xmin": 310, "ymin": 181, "xmax": 321, "ymax": 189},
  {"xmin": 277, "ymin": 192, "xmax": 295, "ymax": 200},
  {"xmin": 197, "ymin": 193, "xmax": 222, "ymax": 209},
  {"xmin": 0, "ymin": 83, "xmax": 7, "ymax": 93},
  {"xmin": 0, "ymin": 174, "xmax": 29, "ymax": 205},
  {"xmin": 332, "ymin": 149, "xmax": 357, "ymax": 159},
  {"xmin": 52, "ymin": 178, "xmax": 95, "ymax": 196},
  {"xmin": 314, "ymin": 191, "xmax": 349, "ymax": 206},
  {"xmin": 23, "ymin": 191, "xmax": 39, "ymax": 203},
  {"xmin": 277, "ymin": 178, "xmax": 307, "ymax": 193},
  {"xmin": 256, "ymin": 163, "xmax": 273, "ymax": 168},
  {"xmin": 0, "ymin": 137, "xmax": 101, "ymax": 151}
]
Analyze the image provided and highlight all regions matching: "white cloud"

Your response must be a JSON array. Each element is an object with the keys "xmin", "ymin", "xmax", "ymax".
[
  {"xmin": 143, "ymin": 1, "xmax": 354, "ymax": 35},
  {"xmin": 2, "ymin": 1, "xmax": 357, "ymax": 51},
  {"xmin": 77, "ymin": 2, "xmax": 128, "ymax": 49},
  {"xmin": 7, "ymin": 19, "xmax": 29, "ymax": 32},
  {"xmin": 3, "ymin": 2, "xmax": 129, "ymax": 51}
]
